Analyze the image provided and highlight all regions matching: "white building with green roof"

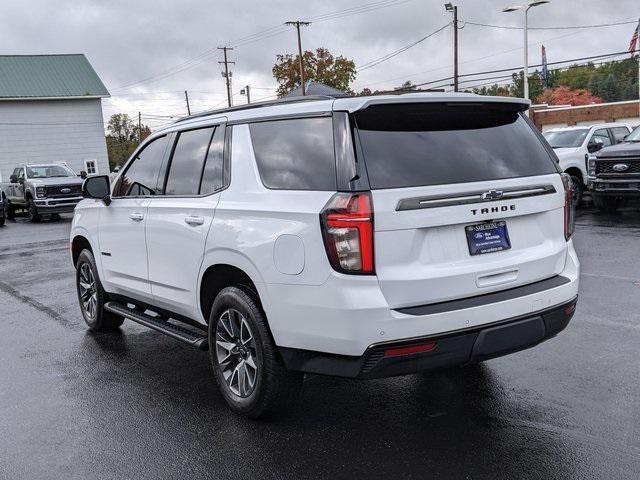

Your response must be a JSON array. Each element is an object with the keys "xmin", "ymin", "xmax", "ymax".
[{"xmin": 0, "ymin": 54, "xmax": 110, "ymax": 181}]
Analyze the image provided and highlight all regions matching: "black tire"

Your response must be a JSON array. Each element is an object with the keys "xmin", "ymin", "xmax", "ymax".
[
  {"xmin": 0, "ymin": 213, "xmax": 4, "ymax": 227},
  {"xmin": 593, "ymin": 195, "xmax": 621, "ymax": 213},
  {"xmin": 5, "ymin": 200, "xmax": 14, "ymax": 220},
  {"xmin": 208, "ymin": 286, "xmax": 303, "ymax": 418},
  {"xmin": 27, "ymin": 198, "xmax": 40, "ymax": 223},
  {"xmin": 569, "ymin": 175, "xmax": 584, "ymax": 208},
  {"xmin": 75, "ymin": 249, "xmax": 124, "ymax": 332}
]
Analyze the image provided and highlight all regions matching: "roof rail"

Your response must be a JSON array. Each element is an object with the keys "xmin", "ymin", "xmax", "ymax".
[{"xmin": 174, "ymin": 95, "xmax": 338, "ymax": 123}]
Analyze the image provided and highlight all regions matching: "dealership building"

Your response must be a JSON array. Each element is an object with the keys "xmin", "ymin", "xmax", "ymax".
[{"xmin": 0, "ymin": 54, "xmax": 110, "ymax": 182}]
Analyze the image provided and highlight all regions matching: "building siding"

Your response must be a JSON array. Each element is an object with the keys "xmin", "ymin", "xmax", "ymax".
[{"xmin": 0, "ymin": 98, "xmax": 109, "ymax": 182}]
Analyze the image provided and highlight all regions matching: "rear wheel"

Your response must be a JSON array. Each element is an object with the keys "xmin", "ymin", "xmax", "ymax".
[
  {"xmin": 75, "ymin": 249, "xmax": 124, "ymax": 331},
  {"xmin": 593, "ymin": 195, "xmax": 621, "ymax": 213},
  {"xmin": 208, "ymin": 286, "xmax": 302, "ymax": 418},
  {"xmin": 27, "ymin": 198, "xmax": 40, "ymax": 223}
]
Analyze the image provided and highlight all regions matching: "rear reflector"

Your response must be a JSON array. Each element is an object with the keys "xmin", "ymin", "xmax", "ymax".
[
  {"xmin": 564, "ymin": 302, "xmax": 577, "ymax": 315},
  {"xmin": 384, "ymin": 342, "xmax": 437, "ymax": 358}
]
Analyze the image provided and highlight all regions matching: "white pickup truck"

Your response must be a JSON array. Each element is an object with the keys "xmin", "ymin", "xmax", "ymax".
[{"xmin": 543, "ymin": 123, "xmax": 632, "ymax": 205}]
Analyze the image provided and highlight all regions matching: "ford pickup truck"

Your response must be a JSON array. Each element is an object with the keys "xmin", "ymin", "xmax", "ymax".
[{"xmin": 1, "ymin": 164, "xmax": 84, "ymax": 222}]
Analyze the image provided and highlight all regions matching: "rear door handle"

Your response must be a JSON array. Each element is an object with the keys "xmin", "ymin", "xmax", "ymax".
[
  {"xmin": 129, "ymin": 212, "xmax": 144, "ymax": 222},
  {"xmin": 184, "ymin": 215, "xmax": 205, "ymax": 226}
]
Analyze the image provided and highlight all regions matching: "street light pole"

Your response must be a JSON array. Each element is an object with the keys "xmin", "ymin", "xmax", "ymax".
[{"xmin": 503, "ymin": 1, "xmax": 550, "ymax": 101}]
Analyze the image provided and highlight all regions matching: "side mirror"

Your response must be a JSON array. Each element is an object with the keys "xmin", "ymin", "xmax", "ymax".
[
  {"xmin": 80, "ymin": 170, "xmax": 88, "ymax": 179},
  {"xmin": 9, "ymin": 174, "xmax": 17, "ymax": 183},
  {"xmin": 82, "ymin": 175, "xmax": 111, "ymax": 205},
  {"xmin": 587, "ymin": 140, "xmax": 604, "ymax": 153}
]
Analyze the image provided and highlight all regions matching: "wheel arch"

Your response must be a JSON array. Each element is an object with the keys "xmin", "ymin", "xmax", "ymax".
[
  {"xmin": 564, "ymin": 166, "xmax": 585, "ymax": 185},
  {"xmin": 71, "ymin": 234, "xmax": 93, "ymax": 267}
]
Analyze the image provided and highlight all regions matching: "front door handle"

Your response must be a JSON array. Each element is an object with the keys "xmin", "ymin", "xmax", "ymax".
[
  {"xmin": 129, "ymin": 212, "xmax": 144, "ymax": 222},
  {"xmin": 184, "ymin": 215, "xmax": 205, "ymax": 226}
]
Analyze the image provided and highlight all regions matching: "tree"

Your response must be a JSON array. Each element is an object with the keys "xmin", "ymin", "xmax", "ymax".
[
  {"xmin": 105, "ymin": 114, "xmax": 151, "ymax": 171},
  {"xmin": 272, "ymin": 47, "xmax": 356, "ymax": 97},
  {"xmin": 535, "ymin": 86, "xmax": 603, "ymax": 106}
]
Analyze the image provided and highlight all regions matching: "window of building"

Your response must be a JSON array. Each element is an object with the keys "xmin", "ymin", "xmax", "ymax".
[{"xmin": 84, "ymin": 159, "xmax": 97, "ymax": 175}]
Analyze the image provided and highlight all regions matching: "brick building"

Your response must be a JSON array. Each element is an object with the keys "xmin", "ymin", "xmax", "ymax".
[{"xmin": 530, "ymin": 100, "xmax": 640, "ymax": 131}]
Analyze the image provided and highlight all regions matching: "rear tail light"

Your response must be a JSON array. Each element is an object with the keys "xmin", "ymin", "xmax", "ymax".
[
  {"xmin": 561, "ymin": 173, "xmax": 575, "ymax": 240},
  {"xmin": 320, "ymin": 192, "xmax": 374, "ymax": 274}
]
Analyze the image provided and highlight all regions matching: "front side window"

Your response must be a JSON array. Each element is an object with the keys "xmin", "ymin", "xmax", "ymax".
[
  {"xmin": 164, "ymin": 127, "xmax": 215, "ymax": 196},
  {"xmin": 249, "ymin": 117, "xmax": 336, "ymax": 190},
  {"xmin": 626, "ymin": 126, "xmax": 640, "ymax": 142},
  {"xmin": 591, "ymin": 129, "xmax": 612, "ymax": 147},
  {"xmin": 115, "ymin": 135, "xmax": 169, "ymax": 197},
  {"xmin": 354, "ymin": 103, "xmax": 558, "ymax": 189}
]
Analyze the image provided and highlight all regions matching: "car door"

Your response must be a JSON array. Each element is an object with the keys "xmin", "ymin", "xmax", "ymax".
[
  {"xmin": 145, "ymin": 123, "xmax": 227, "ymax": 319},
  {"xmin": 15, "ymin": 168, "xmax": 26, "ymax": 203},
  {"xmin": 98, "ymin": 134, "xmax": 171, "ymax": 299}
]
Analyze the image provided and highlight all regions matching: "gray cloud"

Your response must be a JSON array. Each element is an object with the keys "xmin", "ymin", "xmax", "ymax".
[{"xmin": 1, "ymin": 0, "xmax": 638, "ymax": 128}]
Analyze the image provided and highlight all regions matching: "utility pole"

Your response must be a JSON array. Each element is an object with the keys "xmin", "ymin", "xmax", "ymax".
[
  {"xmin": 285, "ymin": 21, "xmax": 311, "ymax": 95},
  {"xmin": 218, "ymin": 46, "xmax": 235, "ymax": 107},
  {"xmin": 444, "ymin": 3, "xmax": 459, "ymax": 92},
  {"xmin": 184, "ymin": 90, "xmax": 191, "ymax": 115},
  {"xmin": 241, "ymin": 85, "xmax": 251, "ymax": 104},
  {"xmin": 137, "ymin": 112, "xmax": 142, "ymax": 145}
]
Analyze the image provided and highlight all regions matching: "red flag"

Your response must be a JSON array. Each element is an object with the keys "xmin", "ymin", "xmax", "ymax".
[{"xmin": 630, "ymin": 19, "xmax": 639, "ymax": 57}]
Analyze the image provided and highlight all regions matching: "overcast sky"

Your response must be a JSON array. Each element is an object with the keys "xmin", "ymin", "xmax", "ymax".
[{"xmin": 2, "ymin": 0, "xmax": 638, "ymax": 129}]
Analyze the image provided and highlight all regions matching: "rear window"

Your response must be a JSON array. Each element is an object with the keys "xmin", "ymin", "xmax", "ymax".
[
  {"xmin": 249, "ymin": 117, "xmax": 336, "ymax": 190},
  {"xmin": 354, "ymin": 103, "xmax": 558, "ymax": 189}
]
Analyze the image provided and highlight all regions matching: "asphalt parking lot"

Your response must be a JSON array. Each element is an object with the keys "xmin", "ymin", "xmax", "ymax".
[{"xmin": 1, "ymin": 203, "xmax": 639, "ymax": 480}]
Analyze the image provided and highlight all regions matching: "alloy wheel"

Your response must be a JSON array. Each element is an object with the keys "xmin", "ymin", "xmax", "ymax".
[
  {"xmin": 215, "ymin": 309, "xmax": 259, "ymax": 398},
  {"xmin": 79, "ymin": 263, "xmax": 98, "ymax": 319}
]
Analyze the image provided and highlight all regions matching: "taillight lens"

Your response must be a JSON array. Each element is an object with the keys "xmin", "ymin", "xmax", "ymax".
[
  {"xmin": 561, "ymin": 173, "xmax": 575, "ymax": 240},
  {"xmin": 320, "ymin": 192, "xmax": 374, "ymax": 274}
]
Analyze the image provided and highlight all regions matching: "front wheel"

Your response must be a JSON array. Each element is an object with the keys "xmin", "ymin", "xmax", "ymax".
[
  {"xmin": 569, "ymin": 175, "xmax": 584, "ymax": 207},
  {"xmin": 75, "ymin": 249, "xmax": 124, "ymax": 331},
  {"xmin": 593, "ymin": 195, "xmax": 621, "ymax": 213},
  {"xmin": 27, "ymin": 199, "xmax": 40, "ymax": 223},
  {"xmin": 208, "ymin": 286, "xmax": 303, "ymax": 418}
]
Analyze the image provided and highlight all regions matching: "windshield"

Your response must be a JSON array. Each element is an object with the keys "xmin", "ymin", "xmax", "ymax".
[
  {"xmin": 626, "ymin": 126, "xmax": 640, "ymax": 142},
  {"xmin": 543, "ymin": 129, "xmax": 589, "ymax": 148},
  {"xmin": 26, "ymin": 165, "xmax": 75, "ymax": 178}
]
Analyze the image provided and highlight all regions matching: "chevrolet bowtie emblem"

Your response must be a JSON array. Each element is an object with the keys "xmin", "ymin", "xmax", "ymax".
[{"xmin": 480, "ymin": 189, "xmax": 504, "ymax": 201}]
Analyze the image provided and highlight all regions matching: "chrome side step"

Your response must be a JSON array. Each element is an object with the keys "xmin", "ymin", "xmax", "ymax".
[{"xmin": 104, "ymin": 301, "xmax": 209, "ymax": 351}]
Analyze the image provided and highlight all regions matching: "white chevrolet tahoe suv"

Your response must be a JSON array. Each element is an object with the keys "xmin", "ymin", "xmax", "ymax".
[
  {"xmin": 543, "ymin": 123, "xmax": 632, "ymax": 205},
  {"xmin": 71, "ymin": 93, "xmax": 580, "ymax": 418}
]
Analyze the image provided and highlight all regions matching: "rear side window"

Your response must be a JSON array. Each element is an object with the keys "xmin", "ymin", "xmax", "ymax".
[
  {"xmin": 353, "ymin": 103, "xmax": 558, "ymax": 189},
  {"xmin": 611, "ymin": 127, "xmax": 629, "ymax": 143},
  {"xmin": 199, "ymin": 125, "xmax": 226, "ymax": 195},
  {"xmin": 165, "ymin": 127, "xmax": 214, "ymax": 196},
  {"xmin": 249, "ymin": 117, "xmax": 336, "ymax": 190},
  {"xmin": 115, "ymin": 135, "xmax": 169, "ymax": 196}
]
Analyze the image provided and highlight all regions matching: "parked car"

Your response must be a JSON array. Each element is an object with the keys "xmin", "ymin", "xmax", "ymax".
[
  {"xmin": 0, "ymin": 191, "xmax": 5, "ymax": 227},
  {"xmin": 71, "ymin": 93, "xmax": 580, "ymax": 418},
  {"xmin": 1, "ymin": 164, "xmax": 84, "ymax": 222},
  {"xmin": 587, "ymin": 125, "xmax": 640, "ymax": 212},
  {"xmin": 543, "ymin": 123, "xmax": 632, "ymax": 205}
]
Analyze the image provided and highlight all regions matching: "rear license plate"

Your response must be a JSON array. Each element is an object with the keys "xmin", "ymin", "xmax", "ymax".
[{"xmin": 465, "ymin": 221, "xmax": 511, "ymax": 256}]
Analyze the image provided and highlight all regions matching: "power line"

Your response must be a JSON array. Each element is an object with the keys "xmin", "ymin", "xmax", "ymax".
[
  {"xmin": 463, "ymin": 19, "xmax": 638, "ymax": 31},
  {"xmin": 357, "ymin": 22, "xmax": 451, "ymax": 72}
]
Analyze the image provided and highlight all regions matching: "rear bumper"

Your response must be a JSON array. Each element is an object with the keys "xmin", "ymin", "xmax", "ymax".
[{"xmin": 280, "ymin": 296, "xmax": 577, "ymax": 378}]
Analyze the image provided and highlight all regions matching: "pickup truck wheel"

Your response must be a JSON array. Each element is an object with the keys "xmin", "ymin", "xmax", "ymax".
[
  {"xmin": 5, "ymin": 201, "xmax": 15, "ymax": 220},
  {"xmin": 593, "ymin": 195, "xmax": 621, "ymax": 213},
  {"xmin": 0, "ymin": 212, "xmax": 4, "ymax": 227},
  {"xmin": 75, "ymin": 249, "xmax": 124, "ymax": 332},
  {"xmin": 208, "ymin": 286, "xmax": 303, "ymax": 418},
  {"xmin": 27, "ymin": 199, "xmax": 40, "ymax": 223},
  {"xmin": 569, "ymin": 175, "xmax": 583, "ymax": 207}
]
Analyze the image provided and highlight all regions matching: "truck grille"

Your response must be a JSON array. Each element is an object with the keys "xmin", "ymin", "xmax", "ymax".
[
  {"xmin": 44, "ymin": 184, "xmax": 82, "ymax": 197},
  {"xmin": 596, "ymin": 159, "xmax": 640, "ymax": 175}
]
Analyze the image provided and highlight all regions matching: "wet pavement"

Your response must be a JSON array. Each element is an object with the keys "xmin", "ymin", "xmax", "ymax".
[{"xmin": 1, "ymin": 204, "xmax": 639, "ymax": 480}]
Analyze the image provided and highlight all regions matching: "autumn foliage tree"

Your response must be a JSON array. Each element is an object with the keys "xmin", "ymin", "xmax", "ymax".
[
  {"xmin": 536, "ymin": 86, "xmax": 603, "ymax": 106},
  {"xmin": 105, "ymin": 114, "xmax": 151, "ymax": 171},
  {"xmin": 272, "ymin": 47, "xmax": 356, "ymax": 97}
]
